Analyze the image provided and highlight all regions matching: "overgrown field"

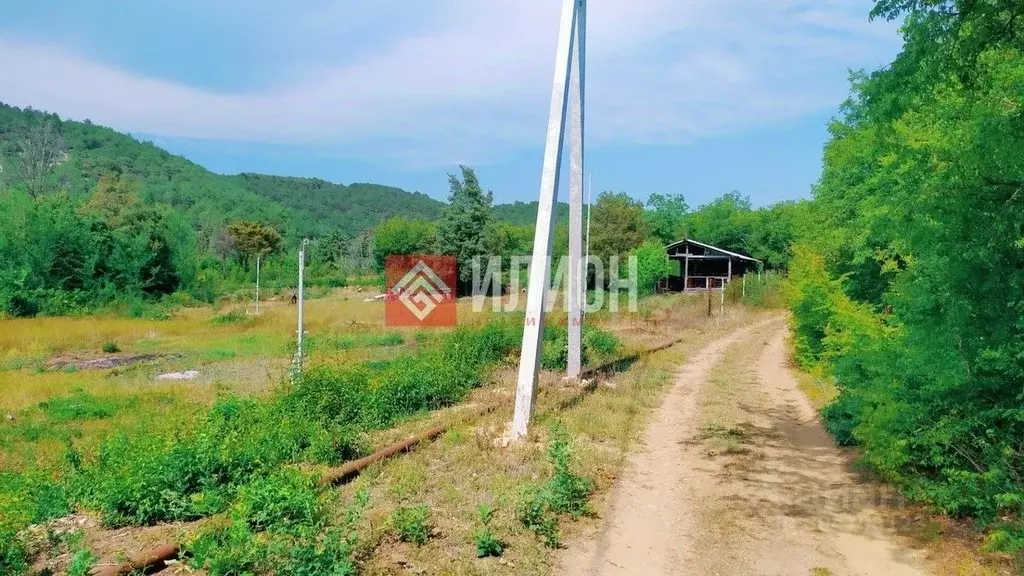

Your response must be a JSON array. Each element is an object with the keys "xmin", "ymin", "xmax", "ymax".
[{"xmin": 0, "ymin": 287, "xmax": 643, "ymax": 575}]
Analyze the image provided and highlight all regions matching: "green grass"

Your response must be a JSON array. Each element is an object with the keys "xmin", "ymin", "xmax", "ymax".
[{"xmin": 37, "ymin": 390, "xmax": 122, "ymax": 422}]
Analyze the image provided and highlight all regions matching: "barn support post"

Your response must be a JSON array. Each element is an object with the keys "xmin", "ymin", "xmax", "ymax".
[
  {"xmin": 707, "ymin": 279, "xmax": 712, "ymax": 317},
  {"xmin": 511, "ymin": 0, "xmax": 579, "ymax": 441},
  {"xmin": 683, "ymin": 254, "xmax": 689, "ymax": 291}
]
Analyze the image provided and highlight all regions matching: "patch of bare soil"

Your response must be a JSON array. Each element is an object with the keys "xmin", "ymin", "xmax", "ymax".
[
  {"xmin": 559, "ymin": 320, "xmax": 930, "ymax": 576},
  {"xmin": 45, "ymin": 353, "xmax": 179, "ymax": 371},
  {"xmin": 25, "ymin": 513, "xmax": 202, "ymax": 575}
]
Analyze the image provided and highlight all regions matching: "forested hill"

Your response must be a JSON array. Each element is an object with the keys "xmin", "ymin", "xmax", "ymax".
[
  {"xmin": 492, "ymin": 201, "xmax": 570, "ymax": 226},
  {"xmin": 228, "ymin": 174, "xmax": 443, "ymax": 238},
  {"xmin": 0, "ymin": 103, "xmax": 467, "ymax": 240}
]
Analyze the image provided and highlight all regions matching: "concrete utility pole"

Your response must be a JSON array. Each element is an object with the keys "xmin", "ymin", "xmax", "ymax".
[
  {"xmin": 296, "ymin": 239, "xmax": 309, "ymax": 372},
  {"xmin": 511, "ymin": 0, "xmax": 584, "ymax": 440},
  {"xmin": 567, "ymin": 0, "xmax": 587, "ymax": 380}
]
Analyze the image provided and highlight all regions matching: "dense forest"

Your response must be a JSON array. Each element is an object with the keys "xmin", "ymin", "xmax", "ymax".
[{"xmin": 787, "ymin": 0, "xmax": 1024, "ymax": 551}]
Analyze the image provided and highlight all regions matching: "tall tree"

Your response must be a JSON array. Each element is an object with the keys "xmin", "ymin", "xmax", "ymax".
[
  {"xmin": 436, "ymin": 166, "xmax": 494, "ymax": 288},
  {"xmin": 18, "ymin": 120, "xmax": 66, "ymax": 199},
  {"xmin": 227, "ymin": 221, "xmax": 282, "ymax": 270},
  {"xmin": 589, "ymin": 192, "xmax": 648, "ymax": 263},
  {"xmin": 644, "ymin": 193, "xmax": 689, "ymax": 245}
]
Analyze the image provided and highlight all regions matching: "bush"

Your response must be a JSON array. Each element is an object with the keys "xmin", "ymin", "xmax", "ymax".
[
  {"xmin": 233, "ymin": 469, "xmax": 324, "ymax": 533},
  {"xmin": 391, "ymin": 504, "xmax": 431, "ymax": 545},
  {"xmin": 101, "ymin": 341, "xmax": 120, "ymax": 354},
  {"xmin": 210, "ymin": 310, "xmax": 247, "ymax": 325}
]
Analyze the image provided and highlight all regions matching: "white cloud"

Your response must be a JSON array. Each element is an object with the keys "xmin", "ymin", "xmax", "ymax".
[{"xmin": 0, "ymin": 0, "xmax": 900, "ymax": 167}]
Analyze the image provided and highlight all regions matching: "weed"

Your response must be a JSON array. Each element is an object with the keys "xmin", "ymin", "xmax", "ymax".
[
  {"xmin": 546, "ymin": 424, "xmax": 594, "ymax": 519},
  {"xmin": 101, "ymin": 341, "xmax": 120, "ymax": 354},
  {"xmin": 392, "ymin": 504, "xmax": 431, "ymax": 545},
  {"xmin": 516, "ymin": 489, "xmax": 560, "ymax": 548},
  {"xmin": 473, "ymin": 504, "xmax": 504, "ymax": 558},
  {"xmin": 516, "ymin": 423, "xmax": 594, "ymax": 548},
  {"xmin": 811, "ymin": 568, "xmax": 835, "ymax": 576},
  {"xmin": 66, "ymin": 549, "xmax": 96, "ymax": 576}
]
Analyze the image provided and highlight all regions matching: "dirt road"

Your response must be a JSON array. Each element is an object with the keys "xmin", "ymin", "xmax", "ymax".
[{"xmin": 560, "ymin": 318, "xmax": 927, "ymax": 576}]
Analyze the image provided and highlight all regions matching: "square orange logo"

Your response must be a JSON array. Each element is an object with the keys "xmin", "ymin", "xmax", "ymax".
[{"xmin": 384, "ymin": 255, "xmax": 457, "ymax": 327}]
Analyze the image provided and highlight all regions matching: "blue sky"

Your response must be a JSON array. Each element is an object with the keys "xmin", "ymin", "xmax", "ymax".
[{"xmin": 0, "ymin": 0, "xmax": 902, "ymax": 208}]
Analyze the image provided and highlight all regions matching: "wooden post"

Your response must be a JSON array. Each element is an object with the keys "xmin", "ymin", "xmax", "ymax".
[
  {"xmin": 727, "ymin": 257, "xmax": 732, "ymax": 282},
  {"xmin": 707, "ymin": 278, "xmax": 712, "ymax": 317},
  {"xmin": 683, "ymin": 254, "xmax": 689, "ymax": 292},
  {"xmin": 742, "ymin": 273, "xmax": 746, "ymax": 298}
]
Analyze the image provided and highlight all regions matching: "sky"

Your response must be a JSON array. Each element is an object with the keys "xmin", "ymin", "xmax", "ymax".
[{"xmin": 0, "ymin": 0, "xmax": 903, "ymax": 208}]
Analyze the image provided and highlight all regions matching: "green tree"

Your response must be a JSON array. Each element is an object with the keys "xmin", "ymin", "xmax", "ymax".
[
  {"xmin": 644, "ymin": 193, "xmax": 689, "ymax": 245},
  {"xmin": 372, "ymin": 217, "xmax": 436, "ymax": 270},
  {"xmin": 436, "ymin": 166, "xmax": 494, "ymax": 288},
  {"xmin": 589, "ymin": 192, "xmax": 648, "ymax": 264},
  {"xmin": 227, "ymin": 221, "xmax": 282, "ymax": 270},
  {"xmin": 633, "ymin": 240, "xmax": 671, "ymax": 294}
]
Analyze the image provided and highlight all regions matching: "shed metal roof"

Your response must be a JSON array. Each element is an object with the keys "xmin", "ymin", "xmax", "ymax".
[{"xmin": 665, "ymin": 238, "xmax": 762, "ymax": 263}]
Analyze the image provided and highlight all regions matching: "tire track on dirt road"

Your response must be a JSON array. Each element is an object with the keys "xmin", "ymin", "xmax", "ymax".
[{"xmin": 559, "ymin": 319, "xmax": 928, "ymax": 576}]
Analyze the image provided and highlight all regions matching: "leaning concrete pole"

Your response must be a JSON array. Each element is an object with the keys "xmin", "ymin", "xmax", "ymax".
[
  {"xmin": 510, "ymin": 0, "xmax": 578, "ymax": 440},
  {"xmin": 566, "ymin": 0, "xmax": 587, "ymax": 380}
]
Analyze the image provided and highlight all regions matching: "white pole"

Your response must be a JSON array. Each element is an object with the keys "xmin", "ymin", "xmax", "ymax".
[
  {"xmin": 255, "ymin": 253, "xmax": 261, "ymax": 315},
  {"xmin": 296, "ymin": 239, "xmax": 308, "ymax": 371},
  {"xmin": 511, "ymin": 0, "xmax": 578, "ymax": 440},
  {"xmin": 566, "ymin": 0, "xmax": 586, "ymax": 380}
]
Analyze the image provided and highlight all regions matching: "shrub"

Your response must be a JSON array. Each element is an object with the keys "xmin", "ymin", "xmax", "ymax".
[
  {"xmin": 473, "ymin": 504, "xmax": 504, "ymax": 558},
  {"xmin": 101, "ymin": 341, "xmax": 120, "ymax": 354},
  {"xmin": 210, "ymin": 310, "xmax": 247, "ymax": 325},
  {"xmin": 233, "ymin": 469, "xmax": 324, "ymax": 533},
  {"xmin": 392, "ymin": 504, "xmax": 431, "ymax": 545}
]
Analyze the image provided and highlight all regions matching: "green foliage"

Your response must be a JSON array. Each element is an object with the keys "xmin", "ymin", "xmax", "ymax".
[
  {"xmin": 540, "ymin": 324, "xmax": 621, "ymax": 371},
  {"xmin": 516, "ymin": 489, "xmax": 560, "ymax": 548},
  {"xmin": 633, "ymin": 240, "xmax": 672, "ymax": 294},
  {"xmin": 436, "ymin": 166, "xmax": 494, "ymax": 287},
  {"xmin": 391, "ymin": 504, "xmax": 431, "ymax": 545},
  {"xmin": 372, "ymin": 216, "xmax": 436, "ymax": 271},
  {"xmin": 66, "ymin": 549, "xmax": 96, "ymax": 576},
  {"xmin": 516, "ymin": 424, "xmax": 594, "ymax": 548},
  {"xmin": 545, "ymin": 424, "xmax": 594, "ymax": 519},
  {"xmin": 644, "ymin": 193, "xmax": 689, "ymax": 245},
  {"xmin": 473, "ymin": 504, "xmax": 504, "ymax": 558},
  {"xmin": 210, "ymin": 310, "xmax": 248, "ymax": 325},
  {"xmin": 589, "ymin": 192, "xmax": 648, "ymax": 265},
  {"xmin": 101, "ymin": 341, "xmax": 120, "ymax": 354},
  {"xmin": 233, "ymin": 470, "xmax": 324, "ymax": 534},
  {"xmin": 785, "ymin": 0, "xmax": 1024, "ymax": 541}
]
